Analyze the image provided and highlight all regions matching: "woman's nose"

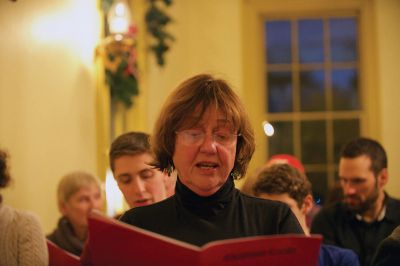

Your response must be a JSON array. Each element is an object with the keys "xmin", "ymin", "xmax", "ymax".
[
  {"xmin": 199, "ymin": 133, "xmax": 217, "ymax": 153},
  {"xmin": 89, "ymin": 197, "xmax": 103, "ymax": 211},
  {"xmin": 87, "ymin": 199, "xmax": 94, "ymax": 210}
]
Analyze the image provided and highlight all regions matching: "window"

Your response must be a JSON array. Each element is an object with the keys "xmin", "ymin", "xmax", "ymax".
[{"xmin": 264, "ymin": 16, "xmax": 361, "ymax": 204}]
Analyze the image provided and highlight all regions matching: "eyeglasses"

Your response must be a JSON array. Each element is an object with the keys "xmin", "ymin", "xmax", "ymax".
[{"xmin": 176, "ymin": 129, "xmax": 241, "ymax": 146}]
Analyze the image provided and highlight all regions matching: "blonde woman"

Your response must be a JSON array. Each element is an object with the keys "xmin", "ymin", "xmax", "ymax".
[{"xmin": 47, "ymin": 171, "xmax": 103, "ymax": 256}]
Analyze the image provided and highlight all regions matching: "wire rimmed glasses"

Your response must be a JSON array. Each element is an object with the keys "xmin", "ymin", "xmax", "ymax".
[{"xmin": 176, "ymin": 129, "xmax": 241, "ymax": 146}]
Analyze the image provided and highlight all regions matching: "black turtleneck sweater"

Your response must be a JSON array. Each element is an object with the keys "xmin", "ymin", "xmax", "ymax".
[{"xmin": 120, "ymin": 177, "xmax": 304, "ymax": 247}]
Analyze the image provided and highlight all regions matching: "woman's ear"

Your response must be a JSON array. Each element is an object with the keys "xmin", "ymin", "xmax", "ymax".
[
  {"xmin": 301, "ymin": 194, "xmax": 314, "ymax": 216},
  {"xmin": 58, "ymin": 201, "xmax": 68, "ymax": 216},
  {"xmin": 163, "ymin": 171, "xmax": 177, "ymax": 197}
]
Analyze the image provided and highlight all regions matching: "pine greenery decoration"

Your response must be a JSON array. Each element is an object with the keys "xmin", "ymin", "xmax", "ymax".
[{"xmin": 145, "ymin": 0, "xmax": 174, "ymax": 66}]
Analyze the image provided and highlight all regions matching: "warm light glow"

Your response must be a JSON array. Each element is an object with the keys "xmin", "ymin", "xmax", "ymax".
[
  {"xmin": 108, "ymin": 0, "xmax": 131, "ymax": 34},
  {"xmin": 263, "ymin": 121, "xmax": 275, "ymax": 136},
  {"xmin": 105, "ymin": 169, "xmax": 124, "ymax": 217},
  {"xmin": 114, "ymin": 34, "xmax": 124, "ymax": 41},
  {"xmin": 30, "ymin": 1, "xmax": 101, "ymax": 66}
]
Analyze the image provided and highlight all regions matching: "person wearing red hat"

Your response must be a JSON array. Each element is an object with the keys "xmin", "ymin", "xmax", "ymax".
[
  {"xmin": 241, "ymin": 154, "xmax": 320, "ymax": 227},
  {"xmin": 266, "ymin": 154, "xmax": 305, "ymax": 173}
]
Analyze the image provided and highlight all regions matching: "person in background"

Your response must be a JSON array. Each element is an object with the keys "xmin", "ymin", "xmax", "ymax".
[
  {"xmin": 119, "ymin": 74, "xmax": 303, "ymax": 246},
  {"xmin": 266, "ymin": 154, "xmax": 305, "ymax": 173},
  {"xmin": 311, "ymin": 137, "xmax": 400, "ymax": 266},
  {"xmin": 241, "ymin": 154, "xmax": 305, "ymax": 195},
  {"xmin": 47, "ymin": 171, "xmax": 103, "ymax": 256},
  {"xmin": 109, "ymin": 131, "xmax": 176, "ymax": 210},
  {"xmin": 266, "ymin": 154, "xmax": 321, "ymax": 227},
  {"xmin": 253, "ymin": 163, "xmax": 360, "ymax": 266},
  {"xmin": 371, "ymin": 225, "xmax": 400, "ymax": 266},
  {"xmin": 0, "ymin": 149, "xmax": 48, "ymax": 265},
  {"xmin": 241, "ymin": 153, "xmax": 320, "ymax": 227}
]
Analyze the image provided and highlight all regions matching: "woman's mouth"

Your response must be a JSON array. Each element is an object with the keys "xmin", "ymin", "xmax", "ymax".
[{"xmin": 196, "ymin": 162, "xmax": 218, "ymax": 169}]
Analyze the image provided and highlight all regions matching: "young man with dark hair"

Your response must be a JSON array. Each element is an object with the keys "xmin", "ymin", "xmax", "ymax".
[
  {"xmin": 253, "ymin": 163, "xmax": 360, "ymax": 266},
  {"xmin": 311, "ymin": 137, "xmax": 400, "ymax": 266},
  {"xmin": 110, "ymin": 132, "xmax": 176, "ymax": 209}
]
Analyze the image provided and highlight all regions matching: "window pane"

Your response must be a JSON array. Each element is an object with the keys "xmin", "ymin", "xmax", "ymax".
[
  {"xmin": 263, "ymin": 14, "xmax": 362, "ymax": 215},
  {"xmin": 307, "ymin": 171, "xmax": 328, "ymax": 205},
  {"xmin": 268, "ymin": 121, "xmax": 293, "ymax": 155},
  {"xmin": 332, "ymin": 69, "xmax": 359, "ymax": 110},
  {"xmin": 333, "ymin": 119, "xmax": 360, "ymax": 163},
  {"xmin": 298, "ymin": 19, "xmax": 324, "ymax": 63},
  {"xmin": 265, "ymin": 20, "xmax": 292, "ymax": 64},
  {"xmin": 267, "ymin": 71, "xmax": 293, "ymax": 113},
  {"xmin": 330, "ymin": 18, "xmax": 357, "ymax": 62},
  {"xmin": 300, "ymin": 70, "xmax": 325, "ymax": 111},
  {"xmin": 301, "ymin": 120, "xmax": 326, "ymax": 164}
]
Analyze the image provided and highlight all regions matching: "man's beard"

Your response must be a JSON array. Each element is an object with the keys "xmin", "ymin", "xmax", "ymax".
[{"xmin": 344, "ymin": 186, "xmax": 380, "ymax": 215}]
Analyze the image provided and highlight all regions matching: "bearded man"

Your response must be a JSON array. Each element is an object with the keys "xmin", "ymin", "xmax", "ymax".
[{"xmin": 311, "ymin": 137, "xmax": 400, "ymax": 266}]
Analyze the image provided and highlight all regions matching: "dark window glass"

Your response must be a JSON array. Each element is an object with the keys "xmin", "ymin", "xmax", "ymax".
[
  {"xmin": 268, "ymin": 121, "xmax": 293, "ymax": 155},
  {"xmin": 334, "ymin": 171, "xmax": 339, "ymax": 182},
  {"xmin": 264, "ymin": 16, "xmax": 360, "ymax": 208},
  {"xmin": 332, "ymin": 69, "xmax": 359, "ymax": 110},
  {"xmin": 301, "ymin": 120, "xmax": 326, "ymax": 164},
  {"xmin": 300, "ymin": 70, "xmax": 325, "ymax": 111},
  {"xmin": 330, "ymin": 18, "xmax": 357, "ymax": 62},
  {"xmin": 308, "ymin": 171, "xmax": 328, "ymax": 205},
  {"xmin": 267, "ymin": 71, "xmax": 293, "ymax": 112},
  {"xmin": 333, "ymin": 119, "xmax": 360, "ymax": 163},
  {"xmin": 266, "ymin": 21, "xmax": 292, "ymax": 64},
  {"xmin": 298, "ymin": 19, "xmax": 324, "ymax": 63}
]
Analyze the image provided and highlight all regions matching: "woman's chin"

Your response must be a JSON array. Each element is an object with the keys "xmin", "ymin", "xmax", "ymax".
[{"xmin": 187, "ymin": 179, "xmax": 224, "ymax": 196}]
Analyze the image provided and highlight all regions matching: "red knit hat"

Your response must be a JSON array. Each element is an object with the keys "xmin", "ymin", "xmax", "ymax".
[{"xmin": 267, "ymin": 154, "xmax": 305, "ymax": 173}]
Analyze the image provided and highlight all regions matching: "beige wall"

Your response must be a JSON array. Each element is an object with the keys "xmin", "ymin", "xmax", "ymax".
[
  {"xmin": 143, "ymin": 0, "xmax": 243, "ymax": 132},
  {"xmin": 0, "ymin": 0, "xmax": 399, "ymax": 233},
  {"xmin": 375, "ymin": 0, "xmax": 400, "ymax": 196},
  {"xmin": 0, "ymin": 0, "xmax": 101, "ymax": 232}
]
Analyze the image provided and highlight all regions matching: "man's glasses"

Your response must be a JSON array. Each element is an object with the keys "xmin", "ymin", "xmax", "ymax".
[{"xmin": 176, "ymin": 129, "xmax": 240, "ymax": 146}]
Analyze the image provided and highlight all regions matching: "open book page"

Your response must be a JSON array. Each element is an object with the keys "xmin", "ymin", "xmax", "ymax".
[
  {"xmin": 200, "ymin": 234, "xmax": 321, "ymax": 265},
  {"xmin": 47, "ymin": 240, "xmax": 80, "ymax": 266},
  {"xmin": 83, "ymin": 211, "xmax": 321, "ymax": 266},
  {"xmin": 84, "ymin": 211, "xmax": 199, "ymax": 266}
]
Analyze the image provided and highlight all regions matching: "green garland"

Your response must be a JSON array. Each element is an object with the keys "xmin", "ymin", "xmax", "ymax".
[{"xmin": 145, "ymin": 0, "xmax": 174, "ymax": 66}]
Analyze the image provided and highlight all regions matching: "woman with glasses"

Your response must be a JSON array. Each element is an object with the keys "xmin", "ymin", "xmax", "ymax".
[{"xmin": 120, "ymin": 74, "xmax": 304, "ymax": 246}]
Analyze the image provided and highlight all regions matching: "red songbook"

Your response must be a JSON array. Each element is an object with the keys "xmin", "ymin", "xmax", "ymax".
[
  {"xmin": 82, "ymin": 211, "xmax": 322, "ymax": 266},
  {"xmin": 47, "ymin": 240, "xmax": 80, "ymax": 266}
]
